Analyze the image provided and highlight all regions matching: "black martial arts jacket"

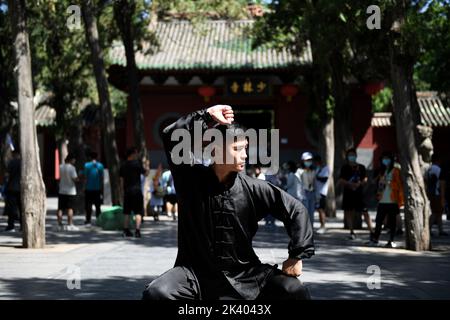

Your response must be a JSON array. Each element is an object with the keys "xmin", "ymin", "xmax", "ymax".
[{"xmin": 162, "ymin": 108, "xmax": 315, "ymax": 300}]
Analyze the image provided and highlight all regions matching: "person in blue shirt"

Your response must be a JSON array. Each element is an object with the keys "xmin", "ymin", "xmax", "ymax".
[
  {"xmin": 81, "ymin": 152, "xmax": 104, "ymax": 226},
  {"xmin": 161, "ymin": 169, "xmax": 178, "ymax": 221}
]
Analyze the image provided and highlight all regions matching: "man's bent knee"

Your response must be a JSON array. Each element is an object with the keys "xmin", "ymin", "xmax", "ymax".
[
  {"xmin": 281, "ymin": 277, "xmax": 311, "ymax": 300},
  {"xmin": 142, "ymin": 280, "xmax": 171, "ymax": 300},
  {"xmin": 291, "ymin": 282, "xmax": 311, "ymax": 300}
]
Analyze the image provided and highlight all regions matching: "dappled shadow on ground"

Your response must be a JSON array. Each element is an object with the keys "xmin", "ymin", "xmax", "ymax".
[
  {"xmin": 303, "ymin": 243, "xmax": 450, "ymax": 299},
  {"xmin": 2, "ymin": 211, "xmax": 450, "ymax": 299},
  {"xmin": 0, "ymin": 215, "xmax": 179, "ymax": 249},
  {"xmin": 0, "ymin": 276, "xmax": 156, "ymax": 300},
  {"xmin": 256, "ymin": 221, "xmax": 450, "ymax": 299},
  {"xmin": 2, "ymin": 210, "xmax": 449, "ymax": 251}
]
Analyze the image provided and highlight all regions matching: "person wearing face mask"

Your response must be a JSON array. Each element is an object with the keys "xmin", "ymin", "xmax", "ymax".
[
  {"xmin": 338, "ymin": 148, "xmax": 374, "ymax": 240},
  {"xmin": 313, "ymin": 155, "xmax": 329, "ymax": 234},
  {"xmin": 369, "ymin": 152, "xmax": 404, "ymax": 247},
  {"xmin": 296, "ymin": 152, "xmax": 316, "ymax": 227}
]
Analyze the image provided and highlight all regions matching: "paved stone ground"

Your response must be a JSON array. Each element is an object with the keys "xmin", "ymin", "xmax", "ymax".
[{"xmin": 0, "ymin": 197, "xmax": 449, "ymax": 300}]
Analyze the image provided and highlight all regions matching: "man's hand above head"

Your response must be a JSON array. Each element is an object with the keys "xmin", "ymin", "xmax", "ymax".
[
  {"xmin": 282, "ymin": 258, "xmax": 303, "ymax": 277},
  {"xmin": 207, "ymin": 105, "xmax": 234, "ymax": 125}
]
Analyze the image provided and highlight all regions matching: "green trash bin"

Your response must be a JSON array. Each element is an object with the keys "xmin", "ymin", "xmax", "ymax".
[{"xmin": 97, "ymin": 206, "xmax": 135, "ymax": 230}]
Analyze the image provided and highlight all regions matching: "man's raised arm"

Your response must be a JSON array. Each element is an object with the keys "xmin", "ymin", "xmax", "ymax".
[{"xmin": 161, "ymin": 105, "xmax": 234, "ymax": 170}]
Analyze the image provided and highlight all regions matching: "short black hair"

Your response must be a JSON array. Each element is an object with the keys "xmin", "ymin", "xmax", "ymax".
[
  {"xmin": 90, "ymin": 151, "xmax": 98, "ymax": 160},
  {"xmin": 126, "ymin": 147, "xmax": 138, "ymax": 158},
  {"xmin": 314, "ymin": 154, "xmax": 322, "ymax": 162},
  {"xmin": 381, "ymin": 151, "xmax": 394, "ymax": 160},
  {"xmin": 65, "ymin": 153, "xmax": 76, "ymax": 162},
  {"xmin": 205, "ymin": 122, "xmax": 248, "ymax": 150},
  {"xmin": 214, "ymin": 122, "xmax": 247, "ymax": 140},
  {"xmin": 346, "ymin": 147, "xmax": 357, "ymax": 156}
]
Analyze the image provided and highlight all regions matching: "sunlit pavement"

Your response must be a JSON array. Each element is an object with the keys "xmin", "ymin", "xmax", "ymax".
[{"xmin": 0, "ymin": 197, "xmax": 449, "ymax": 300}]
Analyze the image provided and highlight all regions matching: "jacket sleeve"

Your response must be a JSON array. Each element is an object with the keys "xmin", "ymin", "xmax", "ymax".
[
  {"xmin": 252, "ymin": 179, "xmax": 315, "ymax": 260},
  {"xmin": 161, "ymin": 108, "xmax": 215, "ymax": 175},
  {"xmin": 393, "ymin": 168, "xmax": 404, "ymax": 206}
]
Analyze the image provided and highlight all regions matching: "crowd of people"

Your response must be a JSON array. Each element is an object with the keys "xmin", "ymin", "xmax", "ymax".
[
  {"xmin": 248, "ymin": 147, "xmax": 449, "ymax": 248},
  {"xmin": 1, "ymin": 146, "xmax": 449, "ymax": 247}
]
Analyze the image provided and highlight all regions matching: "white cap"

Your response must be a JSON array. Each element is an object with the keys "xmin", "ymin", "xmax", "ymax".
[{"xmin": 301, "ymin": 152, "xmax": 313, "ymax": 161}]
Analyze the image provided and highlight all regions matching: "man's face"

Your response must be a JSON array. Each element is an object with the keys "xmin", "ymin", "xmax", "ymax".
[{"xmin": 214, "ymin": 138, "xmax": 248, "ymax": 173}]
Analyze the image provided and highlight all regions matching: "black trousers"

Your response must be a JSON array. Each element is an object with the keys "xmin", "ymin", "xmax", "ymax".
[
  {"xmin": 142, "ymin": 266, "xmax": 311, "ymax": 300},
  {"xmin": 5, "ymin": 191, "xmax": 22, "ymax": 229},
  {"xmin": 374, "ymin": 203, "xmax": 399, "ymax": 242},
  {"xmin": 85, "ymin": 190, "xmax": 102, "ymax": 223}
]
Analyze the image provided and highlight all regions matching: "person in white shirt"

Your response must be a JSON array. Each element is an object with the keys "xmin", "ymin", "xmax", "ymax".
[
  {"xmin": 162, "ymin": 169, "xmax": 178, "ymax": 221},
  {"xmin": 57, "ymin": 154, "xmax": 79, "ymax": 231},
  {"xmin": 254, "ymin": 165, "xmax": 266, "ymax": 181},
  {"xmin": 313, "ymin": 155, "xmax": 329, "ymax": 234},
  {"xmin": 296, "ymin": 152, "xmax": 316, "ymax": 227},
  {"xmin": 253, "ymin": 164, "xmax": 275, "ymax": 227}
]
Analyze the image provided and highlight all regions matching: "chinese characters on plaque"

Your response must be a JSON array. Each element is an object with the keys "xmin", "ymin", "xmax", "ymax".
[{"xmin": 226, "ymin": 77, "xmax": 271, "ymax": 97}]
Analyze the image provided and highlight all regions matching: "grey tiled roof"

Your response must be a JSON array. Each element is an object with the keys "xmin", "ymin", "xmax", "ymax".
[
  {"xmin": 371, "ymin": 92, "xmax": 450, "ymax": 127},
  {"xmin": 417, "ymin": 92, "xmax": 450, "ymax": 127},
  {"xmin": 108, "ymin": 20, "xmax": 312, "ymax": 71},
  {"xmin": 35, "ymin": 105, "xmax": 56, "ymax": 127}
]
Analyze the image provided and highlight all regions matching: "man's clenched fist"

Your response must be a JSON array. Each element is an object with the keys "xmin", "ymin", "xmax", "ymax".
[
  {"xmin": 207, "ymin": 105, "xmax": 234, "ymax": 125},
  {"xmin": 282, "ymin": 258, "xmax": 303, "ymax": 277}
]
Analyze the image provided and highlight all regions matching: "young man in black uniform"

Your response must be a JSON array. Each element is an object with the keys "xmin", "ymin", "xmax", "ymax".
[{"xmin": 143, "ymin": 105, "xmax": 315, "ymax": 300}]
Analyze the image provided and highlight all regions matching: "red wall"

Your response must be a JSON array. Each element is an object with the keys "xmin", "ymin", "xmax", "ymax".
[
  {"xmin": 274, "ymin": 92, "xmax": 313, "ymax": 150},
  {"xmin": 352, "ymin": 88, "xmax": 373, "ymax": 148},
  {"xmin": 372, "ymin": 126, "xmax": 398, "ymax": 164},
  {"xmin": 126, "ymin": 86, "xmax": 313, "ymax": 152}
]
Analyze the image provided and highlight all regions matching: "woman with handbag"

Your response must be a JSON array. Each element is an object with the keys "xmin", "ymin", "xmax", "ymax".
[{"xmin": 149, "ymin": 164, "xmax": 165, "ymax": 221}]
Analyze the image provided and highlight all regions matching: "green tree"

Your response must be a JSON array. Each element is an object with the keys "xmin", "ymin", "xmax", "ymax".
[
  {"xmin": 82, "ymin": 0, "xmax": 122, "ymax": 205},
  {"xmin": 157, "ymin": 0, "xmax": 250, "ymax": 22},
  {"xmin": 113, "ymin": 0, "xmax": 155, "ymax": 164},
  {"xmin": 414, "ymin": 1, "xmax": 450, "ymax": 102},
  {"xmin": 27, "ymin": 0, "xmax": 94, "ymax": 173},
  {"xmin": 384, "ymin": 0, "xmax": 434, "ymax": 251},
  {"xmin": 253, "ymin": 0, "xmax": 359, "ymax": 217},
  {"xmin": 109, "ymin": 0, "xmax": 252, "ymax": 163}
]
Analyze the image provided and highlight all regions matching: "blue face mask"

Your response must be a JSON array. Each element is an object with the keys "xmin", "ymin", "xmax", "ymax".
[
  {"xmin": 382, "ymin": 158, "xmax": 391, "ymax": 167},
  {"xmin": 347, "ymin": 155, "xmax": 357, "ymax": 163},
  {"xmin": 304, "ymin": 161, "xmax": 313, "ymax": 168}
]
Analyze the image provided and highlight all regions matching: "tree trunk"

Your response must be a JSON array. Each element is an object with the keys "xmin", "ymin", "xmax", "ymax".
[
  {"xmin": 113, "ymin": 0, "xmax": 147, "ymax": 163},
  {"xmin": 81, "ymin": 0, "xmax": 122, "ymax": 205},
  {"xmin": 309, "ymin": 40, "xmax": 337, "ymax": 218},
  {"xmin": 388, "ymin": 2, "xmax": 430, "ymax": 251},
  {"xmin": 9, "ymin": 0, "xmax": 47, "ymax": 248},
  {"xmin": 330, "ymin": 50, "xmax": 357, "ymax": 223},
  {"xmin": 318, "ymin": 117, "xmax": 336, "ymax": 217}
]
